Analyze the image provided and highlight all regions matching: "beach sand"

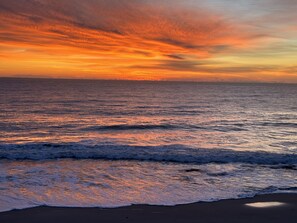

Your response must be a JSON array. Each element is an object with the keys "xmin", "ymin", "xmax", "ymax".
[{"xmin": 0, "ymin": 193, "xmax": 296, "ymax": 223}]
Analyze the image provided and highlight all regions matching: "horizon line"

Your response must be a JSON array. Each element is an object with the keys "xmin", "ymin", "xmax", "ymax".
[{"xmin": 1, "ymin": 76, "xmax": 297, "ymax": 85}]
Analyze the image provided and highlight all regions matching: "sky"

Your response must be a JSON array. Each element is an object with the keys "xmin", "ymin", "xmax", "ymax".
[{"xmin": 0, "ymin": 0, "xmax": 297, "ymax": 82}]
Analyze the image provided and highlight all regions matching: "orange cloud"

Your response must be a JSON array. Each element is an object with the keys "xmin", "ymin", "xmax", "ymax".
[{"xmin": 0, "ymin": 0, "xmax": 296, "ymax": 82}]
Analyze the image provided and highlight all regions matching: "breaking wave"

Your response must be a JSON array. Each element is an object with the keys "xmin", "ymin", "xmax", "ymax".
[{"xmin": 0, "ymin": 143, "xmax": 296, "ymax": 166}]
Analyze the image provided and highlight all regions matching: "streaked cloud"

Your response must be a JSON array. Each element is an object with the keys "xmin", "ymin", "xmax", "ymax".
[{"xmin": 0, "ymin": 0, "xmax": 296, "ymax": 82}]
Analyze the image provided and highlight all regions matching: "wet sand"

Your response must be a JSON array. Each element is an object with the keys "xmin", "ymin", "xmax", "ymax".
[{"xmin": 0, "ymin": 193, "xmax": 296, "ymax": 223}]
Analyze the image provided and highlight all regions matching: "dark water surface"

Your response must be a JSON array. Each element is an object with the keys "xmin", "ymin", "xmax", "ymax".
[{"xmin": 0, "ymin": 78, "xmax": 296, "ymax": 211}]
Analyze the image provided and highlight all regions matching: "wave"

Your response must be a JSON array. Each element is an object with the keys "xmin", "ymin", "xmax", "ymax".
[
  {"xmin": 260, "ymin": 122, "xmax": 297, "ymax": 128},
  {"xmin": 0, "ymin": 143, "xmax": 296, "ymax": 166},
  {"xmin": 257, "ymin": 186, "xmax": 297, "ymax": 194},
  {"xmin": 80, "ymin": 124, "xmax": 246, "ymax": 132},
  {"xmin": 81, "ymin": 124, "xmax": 181, "ymax": 131}
]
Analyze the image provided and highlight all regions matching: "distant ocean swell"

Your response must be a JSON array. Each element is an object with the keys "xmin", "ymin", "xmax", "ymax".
[
  {"xmin": 0, "ymin": 143, "xmax": 296, "ymax": 167},
  {"xmin": 80, "ymin": 123, "xmax": 247, "ymax": 132},
  {"xmin": 3, "ymin": 121, "xmax": 296, "ymax": 133},
  {"xmin": 81, "ymin": 124, "xmax": 182, "ymax": 131},
  {"xmin": 0, "ymin": 123, "xmax": 249, "ymax": 132}
]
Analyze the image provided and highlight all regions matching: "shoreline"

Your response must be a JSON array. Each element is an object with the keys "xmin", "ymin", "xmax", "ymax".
[{"xmin": 1, "ymin": 193, "xmax": 296, "ymax": 223}]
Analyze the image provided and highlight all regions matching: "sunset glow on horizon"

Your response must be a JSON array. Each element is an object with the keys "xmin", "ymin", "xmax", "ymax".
[{"xmin": 1, "ymin": 0, "xmax": 297, "ymax": 82}]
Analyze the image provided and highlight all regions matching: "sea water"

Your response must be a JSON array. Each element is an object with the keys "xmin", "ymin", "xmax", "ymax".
[{"xmin": 0, "ymin": 78, "xmax": 296, "ymax": 212}]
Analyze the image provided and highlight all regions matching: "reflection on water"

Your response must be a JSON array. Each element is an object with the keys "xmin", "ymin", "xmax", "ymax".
[
  {"xmin": 0, "ymin": 79, "xmax": 296, "ymax": 154},
  {"xmin": 245, "ymin": 202, "xmax": 286, "ymax": 208},
  {"xmin": 0, "ymin": 79, "xmax": 296, "ymax": 212},
  {"xmin": 0, "ymin": 159, "xmax": 296, "ymax": 212}
]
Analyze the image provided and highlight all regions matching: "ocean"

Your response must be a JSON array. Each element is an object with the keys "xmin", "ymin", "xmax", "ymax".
[{"xmin": 0, "ymin": 78, "xmax": 296, "ymax": 212}]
